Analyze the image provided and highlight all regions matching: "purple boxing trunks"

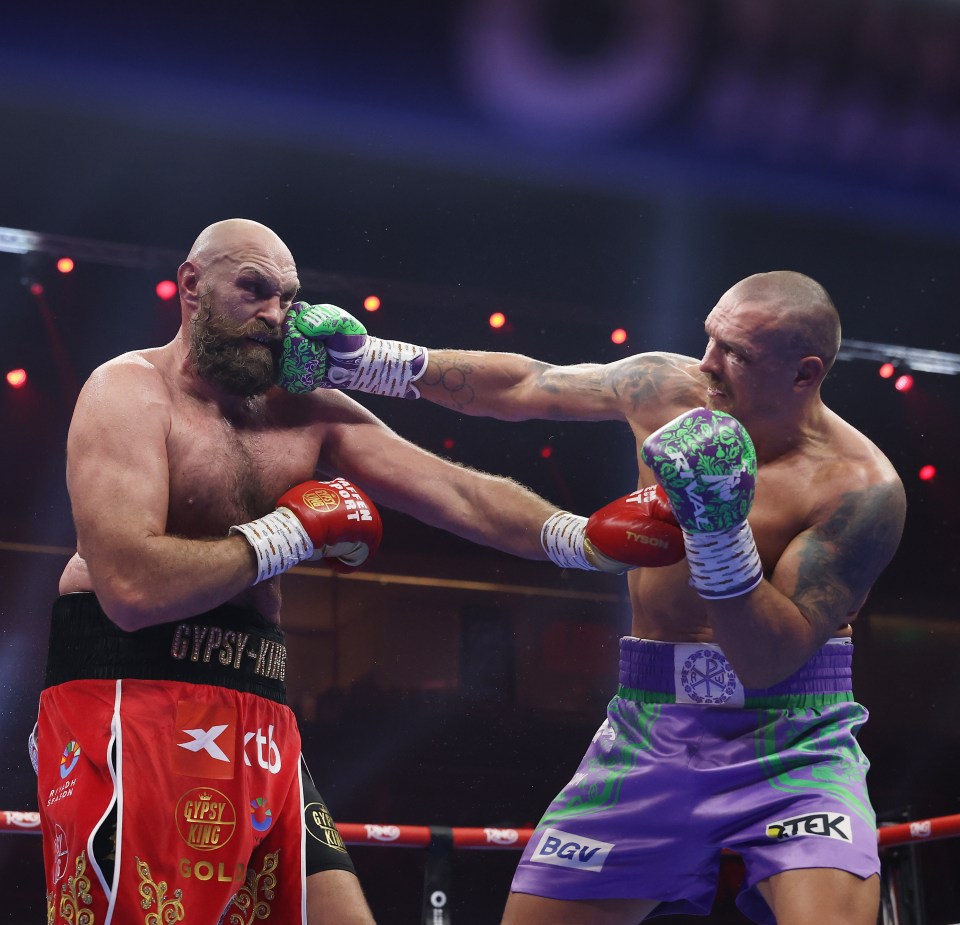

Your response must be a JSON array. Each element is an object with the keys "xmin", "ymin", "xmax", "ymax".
[{"xmin": 510, "ymin": 637, "xmax": 878, "ymax": 925}]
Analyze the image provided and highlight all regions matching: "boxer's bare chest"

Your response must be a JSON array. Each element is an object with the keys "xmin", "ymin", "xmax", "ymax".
[
  {"xmin": 164, "ymin": 395, "xmax": 322, "ymax": 537},
  {"xmin": 630, "ymin": 447, "xmax": 843, "ymax": 638}
]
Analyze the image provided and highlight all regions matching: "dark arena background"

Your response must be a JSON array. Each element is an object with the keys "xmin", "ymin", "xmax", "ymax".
[{"xmin": 2, "ymin": 1, "xmax": 959, "ymax": 922}]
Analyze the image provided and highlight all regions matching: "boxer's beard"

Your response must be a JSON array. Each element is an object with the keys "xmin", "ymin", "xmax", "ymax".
[{"xmin": 190, "ymin": 295, "xmax": 282, "ymax": 396}]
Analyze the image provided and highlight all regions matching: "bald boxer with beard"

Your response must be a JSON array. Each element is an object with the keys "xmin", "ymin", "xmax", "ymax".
[
  {"xmin": 36, "ymin": 219, "xmax": 681, "ymax": 925},
  {"xmin": 280, "ymin": 271, "xmax": 906, "ymax": 925}
]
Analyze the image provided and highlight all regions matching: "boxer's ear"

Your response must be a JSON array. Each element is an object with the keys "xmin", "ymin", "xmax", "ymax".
[{"xmin": 177, "ymin": 261, "xmax": 198, "ymax": 310}]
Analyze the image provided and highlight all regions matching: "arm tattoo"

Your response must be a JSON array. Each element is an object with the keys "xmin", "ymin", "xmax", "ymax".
[
  {"xmin": 609, "ymin": 355, "xmax": 699, "ymax": 414},
  {"xmin": 418, "ymin": 357, "xmax": 478, "ymax": 410},
  {"xmin": 792, "ymin": 482, "xmax": 904, "ymax": 624}
]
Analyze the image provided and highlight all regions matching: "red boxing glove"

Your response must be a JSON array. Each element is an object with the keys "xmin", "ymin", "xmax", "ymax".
[
  {"xmin": 277, "ymin": 477, "xmax": 382, "ymax": 572},
  {"xmin": 584, "ymin": 485, "xmax": 684, "ymax": 570}
]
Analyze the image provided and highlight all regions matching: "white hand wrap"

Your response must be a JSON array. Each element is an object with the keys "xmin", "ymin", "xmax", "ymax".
[
  {"xmin": 28, "ymin": 723, "xmax": 38, "ymax": 775},
  {"xmin": 541, "ymin": 511, "xmax": 593, "ymax": 570},
  {"xmin": 683, "ymin": 520, "xmax": 763, "ymax": 600},
  {"xmin": 328, "ymin": 337, "xmax": 428, "ymax": 398},
  {"xmin": 231, "ymin": 508, "xmax": 314, "ymax": 585}
]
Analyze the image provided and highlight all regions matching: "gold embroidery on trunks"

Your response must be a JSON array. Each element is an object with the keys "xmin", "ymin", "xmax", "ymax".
[
  {"xmin": 59, "ymin": 850, "xmax": 94, "ymax": 925},
  {"xmin": 227, "ymin": 850, "xmax": 279, "ymax": 923},
  {"xmin": 46, "ymin": 890, "xmax": 55, "ymax": 925},
  {"xmin": 136, "ymin": 857, "xmax": 185, "ymax": 924}
]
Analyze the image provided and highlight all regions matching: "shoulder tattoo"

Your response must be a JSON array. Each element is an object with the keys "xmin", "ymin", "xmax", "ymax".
[
  {"xmin": 791, "ymin": 481, "xmax": 905, "ymax": 620},
  {"xmin": 608, "ymin": 355, "xmax": 699, "ymax": 413}
]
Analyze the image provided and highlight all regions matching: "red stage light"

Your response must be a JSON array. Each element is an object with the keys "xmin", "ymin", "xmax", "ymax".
[
  {"xmin": 443, "ymin": 438, "xmax": 455, "ymax": 450},
  {"xmin": 489, "ymin": 312, "xmax": 506, "ymax": 329},
  {"xmin": 878, "ymin": 362, "xmax": 895, "ymax": 379},
  {"xmin": 540, "ymin": 446, "xmax": 553, "ymax": 459},
  {"xmin": 611, "ymin": 328, "xmax": 628, "ymax": 345},
  {"xmin": 363, "ymin": 295, "xmax": 381, "ymax": 312},
  {"xmin": 6, "ymin": 368, "xmax": 27, "ymax": 389},
  {"xmin": 29, "ymin": 282, "xmax": 44, "ymax": 296},
  {"xmin": 57, "ymin": 257, "xmax": 75, "ymax": 274},
  {"xmin": 919, "ymin": 465, "xmax": 936, "ymax": 482},
  {"xmin": 155, "ymin": 280, "xmax": 177, "ymax": 300},
  {"xmin": 894, "ymin": 374, "xmax": 914, "ymax": 392}
]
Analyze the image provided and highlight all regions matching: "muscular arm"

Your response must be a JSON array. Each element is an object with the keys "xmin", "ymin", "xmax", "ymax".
[
  {"xmin": 316, "ymin": 394, "xmax": 558, "ymax": 558},
  {"xmin": 706, "ymin": 477, "xmax": 906, "ymax": 687},
  {"xmin": 67, "ymin": 358, "xmax": 256, "ymax": 630},
  {"xmin": 418, "ymin": 349, "xmax": 702, "ymax": 425}
]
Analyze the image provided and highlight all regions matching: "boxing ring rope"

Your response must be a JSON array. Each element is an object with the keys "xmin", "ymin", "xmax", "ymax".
[
  {"xmin": 4, "ymin": 811, "xmax": 958, "ymax": 924},
  {"xmin": 5, "ymin": 809, "xmax": 960, "ymax": 845}
]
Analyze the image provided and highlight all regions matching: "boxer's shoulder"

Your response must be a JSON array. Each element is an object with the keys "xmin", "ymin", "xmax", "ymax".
[
  {"xmin": 84, "ymin": 347, "xmax": 171, "ymax": 392},
  {"xmin": 605, "ymin": 352, "xmax": 705, "ymax": 430},
  {"xmin": 73, "ymin": 348, "xmax": 175, "ymax": 429}
]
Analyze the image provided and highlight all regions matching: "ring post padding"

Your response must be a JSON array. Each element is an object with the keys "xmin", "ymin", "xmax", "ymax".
[{"xmin": 422, "ymin": 826, "xmax": 454, "ymax": 925}]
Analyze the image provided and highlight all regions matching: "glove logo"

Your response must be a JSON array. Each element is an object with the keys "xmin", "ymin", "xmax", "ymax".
[{"xmin": 301, "ymin": 487, "xmax": 341, "ymax": 512}]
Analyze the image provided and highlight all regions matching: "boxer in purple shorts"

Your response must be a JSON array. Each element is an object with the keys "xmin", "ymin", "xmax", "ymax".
[
  {"xmin": 511, "ymin": 637, "xmax": 878, "ymax": 924},
  {"xmin": 281, "ymin": 271, "xmax": 906, "ymax": 923}
]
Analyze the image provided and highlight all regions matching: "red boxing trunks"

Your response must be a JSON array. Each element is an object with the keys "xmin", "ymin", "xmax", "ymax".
[{"xmin": 37, "ymin": 593, "xmax": 354, "ymax": 925}]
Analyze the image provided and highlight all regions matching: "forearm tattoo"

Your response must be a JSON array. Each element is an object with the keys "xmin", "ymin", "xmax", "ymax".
[{"xmin": 418, "ymin": 357, "xmax": 478, "ymax": 410}]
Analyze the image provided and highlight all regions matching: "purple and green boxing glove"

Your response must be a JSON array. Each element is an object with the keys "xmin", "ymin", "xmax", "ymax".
[
  {"xmin": 278, "ymin": 302, "xmax": 427, "ymax": 398},
  {"xmin": 640, "ymin": 407, "xmax": 763, "ymax": 600}
]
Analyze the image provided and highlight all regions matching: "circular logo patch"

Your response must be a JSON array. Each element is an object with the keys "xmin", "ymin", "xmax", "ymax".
[
  {"xmin": 303, "ymin": 487, "xmax": 340, "ymax": 511},
  {"xmin": 680, "ymin": 649, "xmax": 739, "ymax": 704},
  {"xmin": 176, "ymin": 788, "xmax": 236, "ymax": 851}
]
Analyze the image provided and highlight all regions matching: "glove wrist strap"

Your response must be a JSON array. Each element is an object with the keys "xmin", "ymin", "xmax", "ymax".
[
  {"xmin": 683, "ymin": 520, "xmax": 763, "ymax": 600},
  {"xmin": 330, "ymin": 337, "xmax": 428, "ymax": 398},
  {"xmin": 541, "ymin": 511, "xmax": 593, "ymax": 571},
  {"xmin": 231, "ymin": 508, "xmax": 314, "ymax": 584}
]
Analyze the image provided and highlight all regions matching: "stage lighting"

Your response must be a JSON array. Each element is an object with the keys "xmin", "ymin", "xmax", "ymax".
[
  {"xmin": 443, "ymin": 438, "xmax": 455, "ymax": 450},
  {"xmin": 29, "ymin": 282, "xmax": 44, "ymax": 296},
  {"xmin": 611, "ymin": 328, "xmax": 627, "ymax": 345},
  {"xmin": 56, "ymin": 257, "xmax": 74, "ymax": 274},
  {"xmin": 6, "ymin": 368, "xmax": 27, "ymax": 389},
  {"xmin": 919, "ymin": 465, "xmax": 936, "ymax": 482},
  {"xmin": 540, "ymin": 446, "xmax": 553, "ymax": 459},
  {"xmin": 878, "ymin": 362, "xmax": 895, "ymax": 379},
  {"xmin": 363, "ymin": 295, "xmax": 381, "ymax": 312},
  {"xmin": 489, "ymin": 312, "xmax": 506, "ymax": 329},
  {"xmin": 156, "ymin": 280, "xmax": 177, "ymax": 300},
  {"xmin": 894, "ymin": 374, "xmax": 914, "ymax": 392}
]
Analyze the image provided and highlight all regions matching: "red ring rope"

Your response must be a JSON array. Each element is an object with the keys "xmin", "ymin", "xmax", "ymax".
[{"xmin": 4, "ymin": 811, "xmax": 960, "ymax": 849}]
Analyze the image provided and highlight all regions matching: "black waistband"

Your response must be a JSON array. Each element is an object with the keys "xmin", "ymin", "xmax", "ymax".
[{"xmin": 44, "ymin": 593, "xmax": 287, "ymax": 704}]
